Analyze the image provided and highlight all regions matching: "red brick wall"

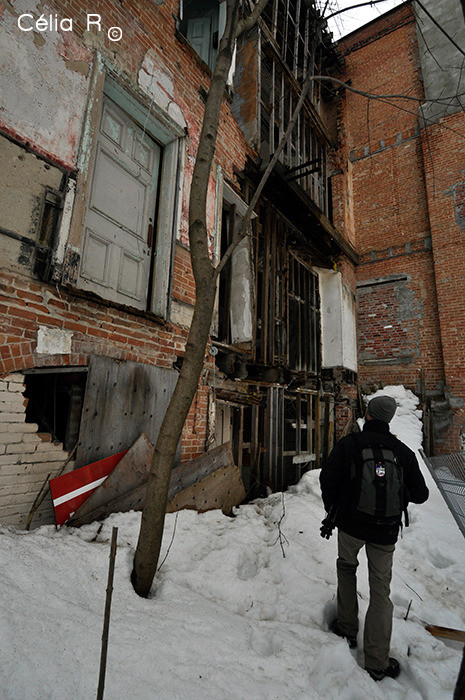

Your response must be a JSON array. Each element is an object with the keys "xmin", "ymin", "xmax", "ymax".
[
  {"xmin": 335, "ymin": 5, "xmax": 445, "ymax": 402},
  {"xmin": 0, "ymin": 0, "xmax": 255, "ymax": 467},
  {"xmin": 421, "ymin": 111, "xmax": 465, "ymax": 450},
  {"xmin": 332, "ymin": 3, "xmax": 465, "ymax": 452},
  {"xmin": 0, "ymin": 262, "xmax": 213, "ymax": 463}
]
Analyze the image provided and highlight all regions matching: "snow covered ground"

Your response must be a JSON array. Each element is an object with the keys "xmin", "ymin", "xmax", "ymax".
[{"xmin": 0, "ymin": 386, "xmax": 464, "ymax": 699}]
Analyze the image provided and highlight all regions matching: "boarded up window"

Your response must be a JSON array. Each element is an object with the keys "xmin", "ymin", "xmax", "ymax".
[
  {"xmin": 218, "ymin": 200, "xmax": 254, "ymax": 346},
  {"xmin": 357, "ymin": 275, "xmax": 421, "ymax": 365},
  {"xmin": 75, "ymin": 355, "xmax": 179, "ymax": 468}
]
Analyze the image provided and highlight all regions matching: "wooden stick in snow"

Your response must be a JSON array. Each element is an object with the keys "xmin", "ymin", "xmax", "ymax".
[{"xmin": 97, "ymin": 526, "xmax": 118, "ymax": 700}]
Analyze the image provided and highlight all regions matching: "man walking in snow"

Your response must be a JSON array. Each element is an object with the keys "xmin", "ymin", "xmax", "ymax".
[{"xmin": 319, "ymin": 394, "xmax": 429, "ymax": 681}]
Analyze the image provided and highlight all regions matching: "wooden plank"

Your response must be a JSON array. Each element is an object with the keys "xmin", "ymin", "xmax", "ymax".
[
  {"xmin": 67, "ymin": 483, "xmax": 147, "ymax": 527},
  {"xmin": 76, "ymin": 356, "xmax": 178, "ymax": 469},
  {"xmin": 166, "ymin": 463, "xmax": 246, "ymax": 515},
  {"xmin": 425, "ymin": 625, "xmax": 465, "ymax": 642},
  {"xmin": 67, "ymin": 443, "xmax": 243, "ymax": 526},
  {"xmin": 68, "ymin": 434, "xmax": 153, "ymax": 526},
  {"xmin": 167, "ymin": 443, "xmax": 236, "ymax": 500}
]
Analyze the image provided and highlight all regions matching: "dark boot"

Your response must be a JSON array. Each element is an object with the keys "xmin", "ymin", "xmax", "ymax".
[
  {"xmin": 365, "ymin": 657, "xmax": 401, "ymax": 681},
  {"xmin": 329, "ymin": 619, "xmax": 358, "ymax": 649}
]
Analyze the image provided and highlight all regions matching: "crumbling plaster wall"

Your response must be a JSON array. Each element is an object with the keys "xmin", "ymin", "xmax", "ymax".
[
  {"xmin": 0, "ymin": 138, "xmax": 64, "ymax": 274},
  {"xmin": 0, "ymin": 0, "xmax": 90, "ymax": 169},
  {"xmin": 415, "ymin": 0, "xmax": 465, "ymax": 125}
]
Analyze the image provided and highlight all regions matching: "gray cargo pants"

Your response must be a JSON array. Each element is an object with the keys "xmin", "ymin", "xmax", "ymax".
[{"xmin": 336, "ymin": 530, "xmax": 395, "ymax": 670}]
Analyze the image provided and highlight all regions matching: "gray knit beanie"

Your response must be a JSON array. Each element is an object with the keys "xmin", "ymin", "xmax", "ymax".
[{"xmin": 367, "ymin": 395, "xmax": 397, "ymax": 423}]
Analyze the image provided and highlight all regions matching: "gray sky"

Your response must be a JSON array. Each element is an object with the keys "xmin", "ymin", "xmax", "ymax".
[{"xmin": 318, "ymin": 0, "xmax": 406, "ymax": 39}]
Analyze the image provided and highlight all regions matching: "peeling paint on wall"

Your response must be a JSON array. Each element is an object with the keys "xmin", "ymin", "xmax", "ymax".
[
  {"xmin": 138, "ymin": 50, "xmax": 186, "ymax": 130},
  {"xmin": 0, "ymin": 1, "xmax": 90, "ymax": 169}
]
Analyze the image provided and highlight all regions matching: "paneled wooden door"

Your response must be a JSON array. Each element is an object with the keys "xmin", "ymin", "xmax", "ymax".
[{"xmin": 79, "ymin": 96, "xmax": 161, "ymax": 309}]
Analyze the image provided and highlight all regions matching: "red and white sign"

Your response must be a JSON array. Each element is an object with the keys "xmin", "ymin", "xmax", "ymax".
[{"xmin": 50, "ymin": 450, "xmax": 128, "ymax": 527}]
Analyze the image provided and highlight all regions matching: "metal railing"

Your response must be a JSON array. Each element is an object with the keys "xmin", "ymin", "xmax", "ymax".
[{"xmin": 420, "ymin": 449, "xmax": 465, "ymax": 538}]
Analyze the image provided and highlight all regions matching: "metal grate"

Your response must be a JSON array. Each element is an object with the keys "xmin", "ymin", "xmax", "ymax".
[{"xmin": 420, "ymin": 450, "xmax": 465, "ymax": 538}]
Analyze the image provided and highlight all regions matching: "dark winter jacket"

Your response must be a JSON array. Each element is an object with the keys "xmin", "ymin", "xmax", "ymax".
[{"xmin": 320, "ymin": 419, "xmax": 429, "ymax": 545}]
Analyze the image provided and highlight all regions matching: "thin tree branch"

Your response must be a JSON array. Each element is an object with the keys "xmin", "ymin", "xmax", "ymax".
[
  {"xmin": 323, "ymin": 0, "xmax": 397, "ymax": 24},
  {"xmin": 157, "ymin": 512, "xmax": 179, "ymax": 572},
  {"xmin": 236, "ymin": 0, "xmax": 271, "ymax": 38},
  {"xmin": 272, "ymin": 492, "xmax": 289, "ymax": 558},
  {"xmin": 416, "ymin": 18, "xmax": 445, "ymax": 73},
  {"xmin": 309, "ymin": 75, "xmax": 465, "ymax": 105},
  {"xmin": 419, "ymin": 101, "xmax": 436, "ymax": 196}
]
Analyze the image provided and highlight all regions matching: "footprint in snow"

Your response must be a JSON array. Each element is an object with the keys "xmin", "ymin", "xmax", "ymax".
[
  {"xmin": 237, "ymin": 550, "xmax": 260, "ymax": 580},
  {"xmin": 249, "ymin": 627, "xmax": 281, "ymax": 656}
]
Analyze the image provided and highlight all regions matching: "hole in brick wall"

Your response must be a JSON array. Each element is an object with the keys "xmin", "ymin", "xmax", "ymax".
[{"xmin": 23, "ymin": 369, "xmax": 88, "ymax": 452}]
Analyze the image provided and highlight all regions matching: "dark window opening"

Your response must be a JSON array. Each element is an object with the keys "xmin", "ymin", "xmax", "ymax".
[
  {"xmin": 218, "ymin": 202, "xmax": 235, "ymax": 344},
  {"xmin": 24, "ymin": 370, "xmax": 88, "ymax": 452},
  {"xmin": 254, "ymin": 203, "xmax": 321, "ymax": 373},
  {"xmin": 33, "ymin": 178, "xmax": 68, "ymax": 282},
  {"xmin": 179, "ymin": 0, "xmax": 220, "ymax": 70}
]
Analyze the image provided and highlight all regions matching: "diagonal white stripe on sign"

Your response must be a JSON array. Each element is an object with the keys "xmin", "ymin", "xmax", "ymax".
[{"xmin": 52, "ymin": 477, "xmax": 107, "ymax": 507}]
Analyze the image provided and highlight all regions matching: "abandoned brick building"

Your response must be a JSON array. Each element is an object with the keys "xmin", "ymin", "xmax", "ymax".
[
  {"xmin": 0, "ymin": 0, "xmax": 463, "ymax": 530},
  {"xmin": 0, "ymin": 0, "xmax": 358, "ymax": 528},
  {"xmin": 334, "ymin": 0, "xmax": 465, "ymax": 454}
]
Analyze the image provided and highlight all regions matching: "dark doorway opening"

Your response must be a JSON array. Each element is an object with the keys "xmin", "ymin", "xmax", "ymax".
[{"xmin": 23, "ymin": 369, "xmax": 88, "ymax": 452}]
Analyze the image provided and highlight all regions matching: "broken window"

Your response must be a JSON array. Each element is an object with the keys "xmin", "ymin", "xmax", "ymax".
[
  {"xmin": 288, "ymin": 253, "xmax": 321, "ymax": 373},
  {"xmin": 262, "ymin": 0, "xmax": 319, "ymax": 80},
  {"xmin": 254, "ymin": 202, "xmax": 321, "ymax": 373},
  {"xmin": 179, "ymin": 0, "xmax": 223, "ymax": 70},
  {"xmin": 258, "ymin": 50, "xmax": 329, "ymax": 214},
  {"xmin": 256, "ymin": 1, "xmax": 332, "ymax": 216},
  {"xmin": 265, "ymin": 386, "xmax": 329, "ymax": 491},
  {"xmin": 213, "ymin": 400, "xmax": 256, "ymax": 494},
  {"xmin": 33, "ymin": 180, "xmax": 68, "ymax": 281},
  {"xmin": 24, "ymin": 369, "xmax": 88, "ymax": 452}
]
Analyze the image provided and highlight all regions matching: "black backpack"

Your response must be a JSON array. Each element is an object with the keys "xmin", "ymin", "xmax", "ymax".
[{"xmin": 349, "ymin": 434, "xmax": 406, "ymax": 526}]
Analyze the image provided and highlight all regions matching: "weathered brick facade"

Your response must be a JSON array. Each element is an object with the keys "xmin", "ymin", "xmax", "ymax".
[
  {"xmin": 335, "ymin": 0, "xmax": 465, "ymax": 452},
  {"xmin": 0, "ymin": 0, "xmax": 249, "ymax": 526},
  {"xmin": 1, "ymin": 1, "xmax": 356, "ymax": 527}
]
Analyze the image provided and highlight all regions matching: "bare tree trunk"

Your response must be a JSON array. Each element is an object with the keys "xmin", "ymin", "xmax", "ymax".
[
  {"xmin": 131, "ymin": 0, "xmax": 243, "ymax": 598},
  {"xmin": 131, "ymin": 276, "xmax": 217, "ymax": 597}
]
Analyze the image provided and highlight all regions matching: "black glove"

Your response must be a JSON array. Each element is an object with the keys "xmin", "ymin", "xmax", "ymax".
[{"xmin": 320, "ymin": 516, "xmax": 335, "ymax": 539}]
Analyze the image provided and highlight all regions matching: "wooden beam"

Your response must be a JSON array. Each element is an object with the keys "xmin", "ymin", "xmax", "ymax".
[{"xmin": 425, "ymin": 625, "xmax": 465, "ymax": 643}]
